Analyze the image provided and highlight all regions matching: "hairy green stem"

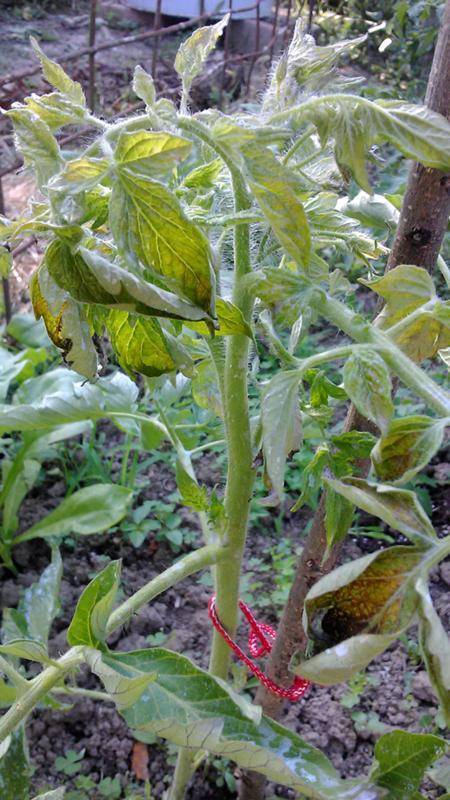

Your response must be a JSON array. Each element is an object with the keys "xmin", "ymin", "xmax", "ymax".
[
  {"xmin": 0, "ymin": 648, "xmax": 85, "ymax": 742},
  {"xmin": 106, "ymin": 544, "xmax": 222, "ymax": 635},
  {"xmin": 168, "ymin": 118, "xmax": 255, "ymax": 800}
]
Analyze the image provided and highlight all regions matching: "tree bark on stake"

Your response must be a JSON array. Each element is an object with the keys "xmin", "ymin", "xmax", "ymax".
[{"xmin": 239, "ymin": 3, "xmax": 450, "ymax": 797}]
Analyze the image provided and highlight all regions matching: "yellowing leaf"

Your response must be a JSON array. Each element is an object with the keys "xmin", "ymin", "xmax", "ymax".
[
  {"xmin": 325, "ymin": 476, "xmax": 437, "ymax": 547},
  {"xmin": 185, "ymin": 297, "xmax": 252, "ymax": 338},
  {"xmin": 372, "ymin": 415, "xmax": 446, "ymax": 484},
  {"xmin": 293, "ymin": 546, "xmax": 422, "ymax": 683},
  {"xmin": 416, "ymin": 576, "xmax": 450, "ymax": 725},
  {"xmin": 242, "ymin": 146, "xmax": 311, "ymax": 270},
  {"xmin": 31, "ymin": 264, "xmax": 98, "ymax": 380},
  {"xmin": 31, "ymin": 37, "xmax": 85, "ymax": 106},
  {"xmin": 115, "ymin": 130, "xmax": 192, "ymax": 175},
  {"xmin": 113, "ymin": 170, "xmax": 215, "ymax": 313},
  {"xmin": 105, "ymin": 309, "xmax": 193, "ymax": 378},
  {"xmin": 175, "ymin": 15, "xmax": 229, "ymax": 104},
  {"xmin": 343, "ymin": 349, "xmax": 393, "ymax": 432},
  {"xmin": 360, "ymin": 264, "xmax": 436, "ymax": 327}
]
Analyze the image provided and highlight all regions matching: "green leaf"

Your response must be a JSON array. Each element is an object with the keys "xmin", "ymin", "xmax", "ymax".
[
  {"xmin": 105, "ymin": 309, "xmax": 192, "ymax": 378},
  {"xmin": 183, "ymin": 158, "xmax": 223, "ymax": 189},
  {"xmin": 371, "ymin": 416, "xmax": 446, "ymax": 484},
  {"xmin": 92, "ymin": 647, "xmax": 376, "ymax": 799},
  {"xmin": 191, "ymin": 358, "xmax": 223, "ymax": 418},
  {"xmin": 371, "ymin": 730, "xmax": 446, "ymax": 800},
  {"xmin": 0, "ymin": 727, "xmax": 29, "ymax": 800},
  {"xmin": 113, "ymin": 170, "xmax": 215, "ymax": 313},
  {"xmin": 67, "ymin": 560, "xmax": 121, "ymax": 649},
  {"xmin": 324, "ymin": 477, "xmax": 437, "ymax": 548},
  {"xmin": 32, "ymin": 790, "xmax": 66, "ymax": 800},
  {"xmin": 416, "ymin": 576, "xmax": 450, "ymax": 725},
  {"xmin": 31, "ymin": 37, "xmax": 85, "ymax": 106},
  {"xmin": 176, "ymin": 460, "xmax": 209, "ymax": 512},
  {"xmin": 7, "ymin": 313, "xmax": 50, "ymax": 349},
  {"xmin": 85, "ymin": 648, "xmax": 156, "ymax": 710},
  {"xmin": 5, "ymin": 109, "xmax": 61, "ymax": 190},
  {"xmin": 175, "ymin": 15, "xmax": 229, "ymax": 104},
  {"xmin": 115, "ymin": 130, "xmax": 192, "ymax": 175},
  {"xmin": 261, "ymin": 370, "xmax": 302, "ymax": 499},
  {"xmin": 22, "ymin": 548, "xmax": 62, "ymax": 644},
  {"xmin": 31, "ymin": 264, "xmax": 98, "ymax": 380},
  {"xmin": 343, "ymin": 349, "xmax": 393, "ymax": 433},
  {"xmin": 241, "ymin": 146, "xmax": 311, "ymax": 270},
  {"xmin": 0, "ymin": 639, "xmax": 52, "ymax": 664},
  {"xmin": 0, "ymin": 371, "xmax": 138, "ymax": 433},
  {"xmin": 185, "ymin": 297, "xmax": 252, "ymax": 338},
  {"xmin": 0, "ymin": 247, "xmax": 12, "ymax": 279},
  {"xmin": 293, "ymin": 546, "xmax": 422, "ymax": 683},
  {"xmin": 248, "ymin": 267, "xmax": 314, "ymax": 327},
  {"xmin": 324, "ymin": 488, "xmax": 354, "ymax": 552},
  {"xmin": 19, "ymin": 484, "xmax": 132, "ymax": 543},
  {"xmin": 359, "ymin": 265, "xmax": 436, "ymax": 327},
  {"xmin": 46, "ymin": 241, "xmax": 211, "ymax": 324},
  {"xmin": 132, "ymin": 65, "xmax": 156, "ymax": 108}
]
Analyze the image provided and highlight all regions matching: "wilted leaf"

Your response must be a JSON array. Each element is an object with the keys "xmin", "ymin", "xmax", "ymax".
[
  {"xmin": 0, "ymin": 727, "xmax": 29, "ymax": 800},
  {"xmin": 111, "ymin": 170, "xmax": 215, "ymax": 313},
  {"xmin": 6, "ymin": 109, "xmax": 61, "ymax": 190},
  {"xmin": 343, "ymin": 349, "xmax": 393, "ymax": 433},
  {"xmin": 45, "ymin": 241, "xmax": 211, "ymax": 324},
  {"xmin": 242, "ymin": 146, "xmax": 311, "ymax": 270},
  {"xmin": 371, "ymin": 730, "xmax": 446, "ymax": 800},
  {"xmin": 286, "ymin": 96, "xmax": 450, "ymax": 190},
  {"xmin": 175, "ymin": 15, "xmax": 229, "ymax": 104},
  {"xmin": 131, "ymin": 741, "xmax": 150, "ymax": 781},
  {"xmin": 325, "ymin": 477, "xmax": 437, "ymax": 547},
  {"xmin": 185, "ymin": 297, "xmax": 252, "ymax": 338},
  {"xmin": 261, "ymin": 370, "xmax": 302, "ymax": 499},
  {"xmin": 372, "ymin": 416, "xmax": 446, "ymax": 484},
  {"xmin": 293, "ymin": 546, "xmax": 422, "ymax": 683},
  {"xmin": 31, "ymin": 264, "xmax": 98, "ymax": 380},
  {"xmin": 18, "ymin": 484, "xmax": 132, "ymax": 543},
  {"xmin": 67, "ymin": 561, "xmax": 121, "ymax": 649},
  {"xmin": 416, "ymin": 576, "xmax": 450, "ymax": 725},
  {"xmin": 360, "ymin": 264, "xmax": 435, "ymax": 327}
]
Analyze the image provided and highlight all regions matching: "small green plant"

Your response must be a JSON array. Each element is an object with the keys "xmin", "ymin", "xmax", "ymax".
[
  {"xmin": 0, "ymin": 17, "xmax": 449, "ymax": 800},
  {"xmin": 54, "ymin": 749, "xmax": 86, "ymax": 777}
]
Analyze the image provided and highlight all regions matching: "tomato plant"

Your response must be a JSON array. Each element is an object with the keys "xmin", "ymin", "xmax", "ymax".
[{"xmin": 0, "ymin": 17, "xmax": 449, "ymax": 800}]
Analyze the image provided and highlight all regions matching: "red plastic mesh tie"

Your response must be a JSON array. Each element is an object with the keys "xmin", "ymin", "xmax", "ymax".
[{"xmin": 208, "ymin": 595, "xmax": 310, "ymax": 702}]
